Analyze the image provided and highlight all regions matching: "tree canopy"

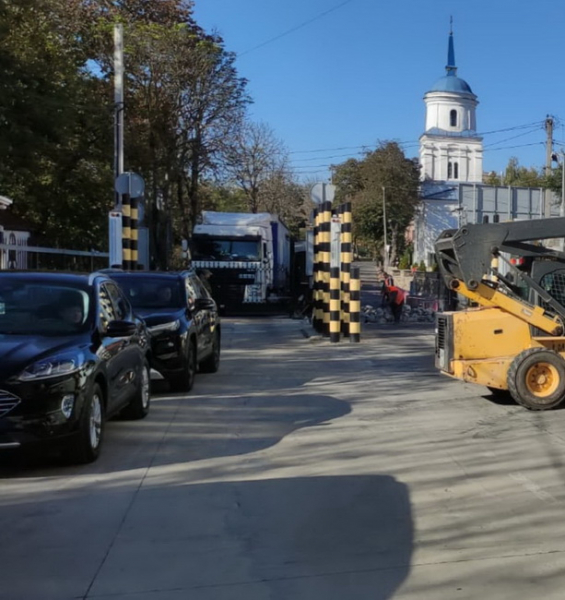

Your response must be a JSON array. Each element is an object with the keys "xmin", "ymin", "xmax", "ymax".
[{"xmin": 332, "ymin": 142, "xmax": 420, "ymax": 265}]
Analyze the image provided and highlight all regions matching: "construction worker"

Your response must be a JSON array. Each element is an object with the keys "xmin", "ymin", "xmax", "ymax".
[{"xmin": 382, "ymin": 282, "xmax": 406, "ymax": 323}]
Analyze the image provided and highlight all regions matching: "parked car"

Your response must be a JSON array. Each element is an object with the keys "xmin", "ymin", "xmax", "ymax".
[
  {"xmin": 106, "ymin": 270, "xmax": 221, "ymax": 391},
  {"xmin": 0, "ymin": 272, "xmax": 151, "ymax": 463}
]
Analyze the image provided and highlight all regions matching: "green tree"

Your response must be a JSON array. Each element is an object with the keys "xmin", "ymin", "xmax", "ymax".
[
  {"xmin": 333, "ymin": 142, "xmax": 420, "ymax": 266},
  {"xmin": 502, "ymin": 157, "xmax": 544, "ymax": 187},
  {"xmin": 0, "ymin": 0, "xmax": 113, "ymax": 249},
  {"xmin": 87, "ymin": 1, "xmax": 250, "ymax": 266}
]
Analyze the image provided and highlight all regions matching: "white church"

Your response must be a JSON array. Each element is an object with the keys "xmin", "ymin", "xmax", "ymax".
[{"xmin": 413, "ymin": 29, "xmax": 556, "ymax": 266}]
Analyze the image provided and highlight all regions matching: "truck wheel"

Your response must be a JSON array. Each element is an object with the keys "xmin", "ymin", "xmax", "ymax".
[{"xmin": 507, "ymin": 348, "xmax": 565, "ymax": 410}]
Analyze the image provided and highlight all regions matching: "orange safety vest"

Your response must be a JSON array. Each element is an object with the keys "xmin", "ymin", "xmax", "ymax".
[{"xmin": 386, "ymin": 285, "xmax": 405, "ymax": 305}]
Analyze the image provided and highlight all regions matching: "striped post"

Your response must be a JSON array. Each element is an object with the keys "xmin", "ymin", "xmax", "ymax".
[
  {"xmin": 330, "ymin": 266, "xmax": 341, "ymax": 343},
  {"xmin": 321, "ymin": 200, "xmax": 331, "ymax": 337},
  {"xmin": 130, "ymin": 195, "xmax": 139, "ymax": 269},
  {"xmin": 350, "ymin": 266, "xmax": 361, "ymax": 343},
  {"xmin": 340, "ymin": 202, "xmax": 352, "ymax": 337},
  {"xmin": 121, "ymin": 193, "xmax": 132, "ymax": 270},
  {"xmin": 312, "ymin": 209, "xmax": 322, "ymax": 331}
]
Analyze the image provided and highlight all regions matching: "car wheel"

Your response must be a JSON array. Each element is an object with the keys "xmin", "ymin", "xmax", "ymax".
[
  {"xmin": 66, "ymin": 383, "xmax": 105, "ymax": 464},
  {"xmin": 507, "ymin": 348, "xmax": 565, "ymax": 410},
  {"xmin": 200, "ymin": 330, "xmax": 220, "ymax": 373},
  {"xmin": 121, "ymin": 360, "xmax": 151, "ymax": 419},
  {"xmin": 170, "ymin": 339, "xmax": 196, "ymax": 392}
]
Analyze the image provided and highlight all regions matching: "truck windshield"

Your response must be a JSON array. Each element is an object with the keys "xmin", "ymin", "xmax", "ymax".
[{"xmin": 192, "ymin": 239, "xmax": 261, "ymax": 262}]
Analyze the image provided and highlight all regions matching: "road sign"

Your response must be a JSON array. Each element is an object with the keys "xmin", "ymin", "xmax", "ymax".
[
  {"xmin": 330, "ymin": 215, "xmax": 341, "ymax": 268},
  {"xmin": 108, "ymin": 211, "xmax": 122, "ymax": 266},
  {"xmin": 115, "ymin": 172, "xmax": 145, "ymax": 198},
  {"xmin": 310, "ymin": 182, "xmax": 335, "ymax": 205}
]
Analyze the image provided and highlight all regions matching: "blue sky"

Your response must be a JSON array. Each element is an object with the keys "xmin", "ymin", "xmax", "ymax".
[{"xmin": 192, "ymin": 0, "xmax": 565, "ymax": 183}]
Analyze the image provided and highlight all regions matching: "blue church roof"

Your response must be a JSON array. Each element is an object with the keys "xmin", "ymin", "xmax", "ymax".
[
  {"xmin": 430, "ymin": 75, "xmax": 473, "ymax": 94},
  {"xmin": 428, "ymin": 26, "xmax": 474, "ymax": 95}
]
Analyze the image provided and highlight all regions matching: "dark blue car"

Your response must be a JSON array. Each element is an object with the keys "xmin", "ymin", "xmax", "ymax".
[
  {"xmin": 0, "ymin": 272, "xmax": 151, "ymax": 463},
  {"xmin": 107, "ymin": 270, "xmax": 221, "ymax": 392}
]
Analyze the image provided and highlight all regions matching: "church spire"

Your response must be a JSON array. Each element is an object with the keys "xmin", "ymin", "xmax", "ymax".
[{"xmin": 446, "ymin": 17, "xmax": 457, "ymax": 76}]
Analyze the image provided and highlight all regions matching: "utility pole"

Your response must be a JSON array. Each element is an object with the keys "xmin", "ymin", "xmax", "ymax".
[
  {"xmin": 109, "ymin": 24, "xmax": 125, "ymax": 267},
  {"xmin": 544, "ymin": 116, "xmax": 554, "ymax": 217},
  {"xmin": 114, "ymin": 24, "xmax": 124, "ymax": 195}
]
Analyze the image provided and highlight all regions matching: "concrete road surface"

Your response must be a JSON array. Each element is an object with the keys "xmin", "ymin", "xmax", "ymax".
[{"xmin": 3, "ymin": 312, "xmax": 565, "ymax": 599}]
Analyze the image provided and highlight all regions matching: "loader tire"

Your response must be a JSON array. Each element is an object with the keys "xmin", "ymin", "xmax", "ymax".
[{"xmin": 507, "ymin": 348, "xmax": 565, "ymax": 410}]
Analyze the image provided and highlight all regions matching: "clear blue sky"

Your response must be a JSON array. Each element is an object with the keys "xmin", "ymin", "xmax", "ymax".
[{"xmin": 192, "ymin": 0, "xmax": 565, "ymax": 183}]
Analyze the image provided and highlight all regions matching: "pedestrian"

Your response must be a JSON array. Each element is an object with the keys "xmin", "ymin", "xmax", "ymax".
[{"xmin": 382, "ymin": 282, "xmax": 406, "ymax": 323}]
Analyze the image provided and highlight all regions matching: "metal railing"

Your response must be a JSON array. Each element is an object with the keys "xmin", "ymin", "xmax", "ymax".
[{"xmin": 0, "ymin": 243, "xmax": 109, "ymax": 272}]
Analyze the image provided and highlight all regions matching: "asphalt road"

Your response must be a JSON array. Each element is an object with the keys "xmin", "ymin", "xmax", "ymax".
[{"xmin": 3, "ymin": 309, "xmax": 565, "ymax": 599}]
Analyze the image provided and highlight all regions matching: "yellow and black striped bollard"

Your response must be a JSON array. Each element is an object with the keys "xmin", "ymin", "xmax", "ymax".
[
  {"xmin": 349, "ymin": 266, "xmax": 361, "ymax": 342},
  {"xmin": 313, "ymin": 209, "xmax": 323, "ymax": 332},
  {"xmin": 321, "ymin": 200, "xmax": 331, "ymax": 336},
  {"xmin": 121, "ymin": 193, "xmax": 132, "ymax": 270},
  {"xmin": 340, "ymin": 202, "xmax": 352, "ymax": 337},
  {"xmin": 330, "ymin": 266, "xmax": 341, "ymax": 343},
  {"xmin": 130, "ymin": 195, "xmax": 139, "ymax": 269}
]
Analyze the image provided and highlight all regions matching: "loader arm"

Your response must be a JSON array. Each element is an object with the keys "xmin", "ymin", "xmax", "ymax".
[{"xmin": 435, "ymin": 217, "xmax": 565, "ymax": 335}]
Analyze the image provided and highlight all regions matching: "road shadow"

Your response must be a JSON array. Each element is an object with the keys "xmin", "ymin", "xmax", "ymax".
[
  {"xmin": 0, "ymin": 391, "xmax": 351, "ymax": 476},
  {"xmin": 0, "ymin": 474, "xmax": 413, "ymax": 600}
]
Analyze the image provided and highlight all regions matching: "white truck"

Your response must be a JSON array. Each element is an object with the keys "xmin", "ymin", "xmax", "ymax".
[{"xmin": 191, "ymin": 212, "xmax": 291, "ymax": 311}]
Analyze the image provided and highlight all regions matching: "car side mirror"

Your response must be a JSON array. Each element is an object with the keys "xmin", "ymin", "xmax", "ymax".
[
  {"xmin": 194, "ymin": 298, "xmax": 215, "ymax": 312},
  {"xmin": 105, "ymin": 320, "xmax": 137, "ymax": 337}
]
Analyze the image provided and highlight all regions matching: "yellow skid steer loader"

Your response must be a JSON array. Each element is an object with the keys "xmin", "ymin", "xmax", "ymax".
[{"xmin": 434, "ymin": 217, "xmax": 565, "ymax": 410}]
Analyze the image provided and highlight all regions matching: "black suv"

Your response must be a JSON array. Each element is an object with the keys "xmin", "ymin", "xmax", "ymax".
[
  {"xmin": 107, "ymin": 270, "xmax": 220, "ymax": 391},
  {"xmin": 0, "ymin": 272, "xmax": 151, "ymax": 463}
]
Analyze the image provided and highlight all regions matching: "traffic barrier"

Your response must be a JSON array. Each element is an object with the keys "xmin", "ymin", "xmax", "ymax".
[{"xmin": 350, "ymin": 266, "xmax": 361, "ymax": 342}]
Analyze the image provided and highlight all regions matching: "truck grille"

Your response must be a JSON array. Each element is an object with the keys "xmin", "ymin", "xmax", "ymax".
[{"xmin": 0, "ymin": 391, "xmax": 20, "ymax": 418}]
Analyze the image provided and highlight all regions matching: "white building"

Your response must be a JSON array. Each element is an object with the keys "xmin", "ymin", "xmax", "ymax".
[
  {"xmin": 414, "ymin": 29, "xmax": 558, "ymax": 266},
  {"xmin": 0, "ymin": 195, "xmax": 31, "ymax": 269},
  {"xmin": 419, "ymin": 29, "xmax": 483, "ymax": 185}
]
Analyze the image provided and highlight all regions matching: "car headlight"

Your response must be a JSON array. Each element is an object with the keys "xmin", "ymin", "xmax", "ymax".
[
  {"xmin": 147, "ymin": 320, "xmax": 180, "ymax": 334},
  {"xmin": 17, "ymin": 352, "xmax": 85, "ymax": 381}
]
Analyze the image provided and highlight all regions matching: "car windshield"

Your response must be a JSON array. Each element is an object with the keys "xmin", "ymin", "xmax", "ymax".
[
  {"xmin": 112, "ymin": 277, "xmax": 184, "ymax": 309},
  {"xmin": 192, "ymin": 238, "xmax": 261, "ymax": 262},
  {"xmin": 0, "ymin": 281, "xmax": 91, "ymax": 336}
]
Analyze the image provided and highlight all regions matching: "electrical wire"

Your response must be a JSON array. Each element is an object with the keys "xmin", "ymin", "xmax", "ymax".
[
  {"xmin": 288, "ymin": 120, "xmax": 547, "ymax": 156},
  {"xmin": 239, "ymin": 0, "xmax": 355, "ymax": 57}
]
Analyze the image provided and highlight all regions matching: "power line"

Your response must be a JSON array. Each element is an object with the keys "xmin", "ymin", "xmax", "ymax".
[
  {"xmin": 288, "ymin": 120, "xmax": 547, "ymax": 156},
  {"xmin": 239, "ymin": 0, "xmax": 355, "ymax": 57}
]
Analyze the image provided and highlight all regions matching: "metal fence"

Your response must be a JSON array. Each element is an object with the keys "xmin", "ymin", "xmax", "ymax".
[{"xmin": 0, "ymin": 243, "xmax": 109, "ymax": 272}]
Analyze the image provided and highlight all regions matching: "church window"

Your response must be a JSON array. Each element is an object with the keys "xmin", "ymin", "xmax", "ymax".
[
  {"xmin": 450, "ymin": 110, "xmax": 457, "ymax": 127},
  {"xmin": 447, "ymin": 161, "xmax": 459, "ymax": 180}
]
